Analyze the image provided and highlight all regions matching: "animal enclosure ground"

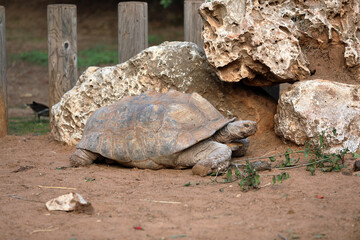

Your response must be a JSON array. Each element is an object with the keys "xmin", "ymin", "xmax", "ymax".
[
  {"xmin": 0, "ymin": 135, "xmax": 360, "ymax": 240},
  {"xmin": 1, "ymin": 1, "xmax": 360, "ymax": 239}
]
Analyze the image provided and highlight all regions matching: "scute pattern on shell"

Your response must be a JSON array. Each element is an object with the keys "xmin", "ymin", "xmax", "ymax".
[{"xmin": 77, "ymin": 90, "xmax": 234, "ymax": 162}]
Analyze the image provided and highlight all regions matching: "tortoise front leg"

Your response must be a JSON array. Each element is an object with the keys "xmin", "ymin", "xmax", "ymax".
[
  {"xmin": 70, "ymin": 149, "xmax": 99, "ymax": 167},
  {"xmin": 226, "ymin": 138, "xmax": 250, "ymax": 157},
  {"xmin": 176, "ymin": 140, "xmax": 232, "ymax": 176}
]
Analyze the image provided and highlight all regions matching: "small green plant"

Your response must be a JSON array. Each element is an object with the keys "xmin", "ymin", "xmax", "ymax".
[
  {"xmin": 221, "ymin": 160, "xmax": 261, "ymax": 191},
  {"xmin": 223, "ymin": 127, "xmax": 359, "ymax": 191},
  {"xmin": 84, "ymin": 177, "xmax": 95, "ymax": 182},
  {"xmin": 223, "ymin": 162, "xmax": 290, "ymax": 191},
  {"xmin": 237, "ymin": 160, "xmax": 260, "ymax": 190},
  {"xmin": 281, "ymin": 148, "xmax": 300, "ymax": 168},
  {"xmin": 212, "ymin": 159, "xmax": 290, "ymax": 191},
  {"xmin": 304, "ymin": 129, "xmax": 347, "ymax": 175},
  {"xmin": 272, "ymin": 172, "xmax": 290, "ymax": 184},
  {"xmin": 253, "ymin": 128, "xmax": 351, "ymax": 175}
]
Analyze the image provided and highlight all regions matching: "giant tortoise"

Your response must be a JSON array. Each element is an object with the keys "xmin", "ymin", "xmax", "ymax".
[{"xmin": 70, "ymin": 90, "xmax": 257, "ymax": 176}]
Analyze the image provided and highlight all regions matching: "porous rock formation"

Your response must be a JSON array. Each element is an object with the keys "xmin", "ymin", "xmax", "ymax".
[
  {"xmin": 274, "ymin": 79, "xmax": 360, "ymax": 153},
  {"xmin": 199, "ymin": 0, "xmax": 360, "ymax": 86},
  {"xmin": 51, "ymin": 41, "xmax": 276, "ymax": 145}
]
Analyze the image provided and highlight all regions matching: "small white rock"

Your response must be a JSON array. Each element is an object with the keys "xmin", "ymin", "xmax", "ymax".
[{"xmin": 46, "ymin": 192, "xmax": 93, "ymax": 213}]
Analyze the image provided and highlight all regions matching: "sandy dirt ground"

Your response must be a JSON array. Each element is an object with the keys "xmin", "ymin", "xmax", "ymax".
[
  {"xmin": 1, "ymin": 1, "xmax": 360, "ymax": 240},
  {"xmin": 1, "ymin": 135, "xmax": 360, "ymax": 240}
]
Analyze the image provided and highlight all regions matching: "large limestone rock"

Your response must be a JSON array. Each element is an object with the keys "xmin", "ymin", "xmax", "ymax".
[
  {"xmin": 274, "ymin": 79, "xmax": 360, "ymax": 153},
  {"xmin": 199, "ymin": 0, "xmax": 360, "ymax": 86},
  {"xmin": 51, "ymin": 41, "xmax": 276, "ymax": 145}
]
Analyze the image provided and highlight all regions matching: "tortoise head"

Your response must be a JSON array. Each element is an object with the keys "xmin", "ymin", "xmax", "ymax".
[
  {"xmin": 228, "ymin": 120, "xmax": 257, "ymax": 139},
  {"xmin": 212, "ymin": 120, "xmax": 258, "ymax": 143}
]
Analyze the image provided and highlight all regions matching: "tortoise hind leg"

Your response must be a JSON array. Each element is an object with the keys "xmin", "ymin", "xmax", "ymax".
[
  {"xmin": 176, "ymin": 140, "xmax": 232, "ymax": 176},
  {"xmin": 70, "ymin": 149, "xmax": 99, "ymax": 167}
]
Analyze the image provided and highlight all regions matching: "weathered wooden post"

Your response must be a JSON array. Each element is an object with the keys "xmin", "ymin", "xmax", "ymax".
[
  {"xmin": 118, "ymin": 2, "xmax": 148, "ymax": 63},
  {"xmin": 184, "ymin": 0, "xmax": 204, "ymax": 48},
  {"xmin": 47, "ymin": 4, "xmax": 77, "ymax": 117},
  {"xmin": 0, "ymin": 6, "xmax": 7, "ymax": 137}
]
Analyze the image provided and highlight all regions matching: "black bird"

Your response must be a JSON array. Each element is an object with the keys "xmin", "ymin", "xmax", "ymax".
[{"xmin": 27, "ymin": 101, "xmax": 49, "ymax": 119}]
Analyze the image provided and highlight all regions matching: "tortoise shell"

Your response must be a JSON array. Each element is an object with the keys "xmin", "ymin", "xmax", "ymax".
[{"xmin": 77, "ymin": 90, "xmax": 234, "ymax": 163}]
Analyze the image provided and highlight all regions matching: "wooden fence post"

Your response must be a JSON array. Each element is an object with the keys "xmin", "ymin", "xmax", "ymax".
[
  {"xmin": 184, "ymin": 0, "xmax": 204, "ymax": 48},
  {"xmin": 0, "ymin": 6, "xmax": 7, "ymax": 137},
  {"xmin": 47, "ymin": 4, "xmax": 77, "ymax": 116},
  {"xmin": 118, "ymin": 2, "xmax": 148, "ymax": 63}
]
